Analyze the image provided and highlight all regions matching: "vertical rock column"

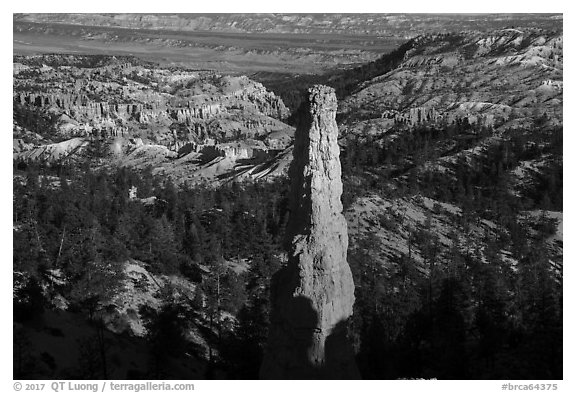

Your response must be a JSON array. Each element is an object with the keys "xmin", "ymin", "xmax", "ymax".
[{"xmin": 260, "ymin": 85, "xmax": 358, "ymax": 379}]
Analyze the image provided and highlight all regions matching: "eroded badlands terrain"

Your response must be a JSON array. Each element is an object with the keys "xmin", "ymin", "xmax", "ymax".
[{"xmin": 14, "ymin": 55, "xmax": 294, "ymax": 185}]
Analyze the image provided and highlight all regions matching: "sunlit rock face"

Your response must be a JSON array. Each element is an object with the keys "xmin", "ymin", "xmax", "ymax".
[{"xmin": 260, "ymin": 85, "xmax": 358, "ymax": 379}]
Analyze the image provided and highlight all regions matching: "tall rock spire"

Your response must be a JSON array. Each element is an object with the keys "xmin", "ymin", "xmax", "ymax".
[{"xmin": 260, "ymin": 85, "xmax": 358, "ymax": 379}]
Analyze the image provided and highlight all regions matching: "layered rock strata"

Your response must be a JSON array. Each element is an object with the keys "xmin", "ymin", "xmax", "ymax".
[{"xmin": 260, "ymin": 85, "xmax": 358, "ymax": 379}]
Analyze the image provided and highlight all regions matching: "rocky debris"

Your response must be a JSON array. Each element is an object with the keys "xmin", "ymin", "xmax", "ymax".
[
  {"xmin": 215, "ymin": 141, "xmax": 269, "ymax": 160},
  {"xmin": 13, "ymin": 138, "xmax": 35, "ymax": 154},
  {"xmin": 13, "ymin": 63, "xmax": 30, "ymax": 74},
  {"xmin": 260, "ymin": 86, "xmax": 358, "ymax": 379},
  {"xmin": 13, "ymin": 137, "xmax": 89, "ymax": 163}
]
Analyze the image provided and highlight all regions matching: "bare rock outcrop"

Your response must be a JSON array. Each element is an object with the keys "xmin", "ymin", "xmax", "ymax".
[
  {"xmin": 260, "ymin": 85, "xmax": 358, "ymax": 379},
  {"xmin": 340, "ymin": 29, "xmax": 563, "ymax": 130}
]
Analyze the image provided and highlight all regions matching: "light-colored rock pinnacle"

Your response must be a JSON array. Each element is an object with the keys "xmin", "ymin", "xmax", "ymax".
[{"xmin": 260, "ymin": 85, "xmax": 358, "ymax": 379}]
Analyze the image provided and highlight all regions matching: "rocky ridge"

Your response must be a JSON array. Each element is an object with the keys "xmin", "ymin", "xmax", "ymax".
[
  {"xmin": 261, "ymin": 86, "xmax": 357, "ymax": 379},
  {"xmin": 14, "ymin": 58, "xmax": 290, "ymax": 143},
  {"xmin": 15, "ymin": 13, "xmax": 561, "ymax": 38},
  {"xmin": 340, "ymin": 28, "xmax": 563, "ymax": 132},
  {"xmin": 13, "ymin": 56, "xmax": 295, "ymax": 180}
]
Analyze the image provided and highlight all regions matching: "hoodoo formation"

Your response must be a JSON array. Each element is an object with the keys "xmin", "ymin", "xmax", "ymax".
[{"xmin": 260, "ymin": 85, "xmax": 358, "ymax": 379}]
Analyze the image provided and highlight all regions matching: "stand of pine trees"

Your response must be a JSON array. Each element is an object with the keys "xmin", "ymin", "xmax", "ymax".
[{"xmin": 13, "ymin": 119, "xmax": 562, "ymax": 378}]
